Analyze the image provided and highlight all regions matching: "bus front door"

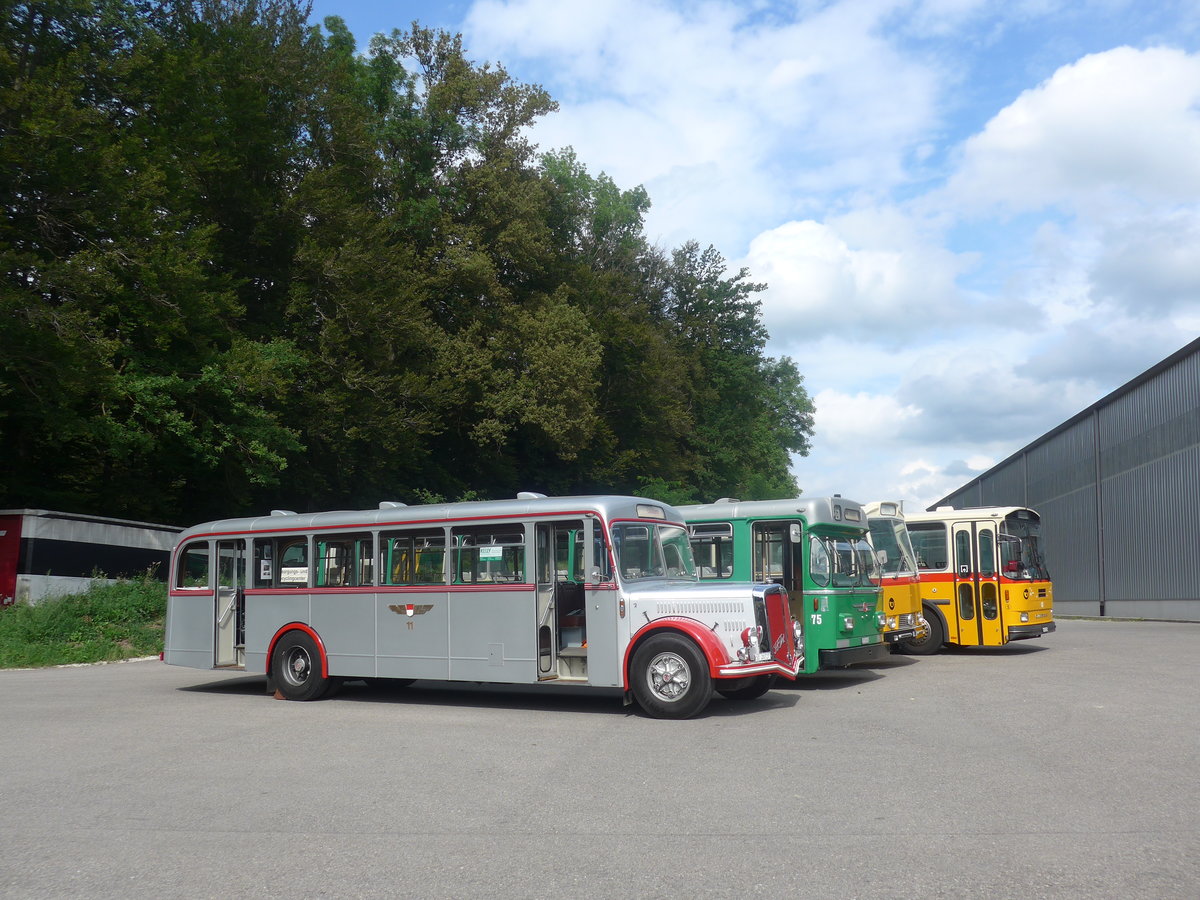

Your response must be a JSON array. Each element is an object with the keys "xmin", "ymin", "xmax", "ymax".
[
  {"xmin": 951, "ymin": 523, "xmax": 1003, "ymax": 647},
  {"xmin": 535, "ymin": 520, "xmax": 589, "ymax": 681},
  {"xmin": 214, "ymin": 539, "xmax": 245, "ymax": 667},
  {"xmin": 751, "ymin": 521, "xmax": 802, "ymax": 600}
]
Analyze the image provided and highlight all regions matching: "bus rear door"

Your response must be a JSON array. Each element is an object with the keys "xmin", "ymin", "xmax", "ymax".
[{"xmin": 951, "ymin": 522, "xmax": 1003, "ymax": 646}]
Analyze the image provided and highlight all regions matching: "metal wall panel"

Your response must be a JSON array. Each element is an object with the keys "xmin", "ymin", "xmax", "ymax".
[
  {"xmin": 1038, "ymin": 489, "xmax": 1100, "ymax": 614},
  {"xmin": 933, "ymin": 340, "xmax": 1200, "ymax": 621},
  {"xmin": 1026, "ymin": 418, "xmax": 1097, "ymax": 507},
  {"xmin": 978, "ymin": 463, "xmax": 1025, "ymax": 506},
  {"xmin": 1101, "ymin": 444, "xmax": 1200, "ymax": 605}
]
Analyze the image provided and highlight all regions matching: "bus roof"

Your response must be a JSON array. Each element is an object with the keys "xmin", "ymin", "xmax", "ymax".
[
  {"xmin": 174, "ymin": 495, "xmax": 684, "ymax": 543},
  {"xmin": 906, "ymin": 506, "xmax": 1040, "ymax": 525},
  {"xmin": 676, "ymin": 496, "xmax": 868, "ymax": 530},
  {"xmin": 863, "ymin": 501, "xmax": 905, "ymax": 520}
]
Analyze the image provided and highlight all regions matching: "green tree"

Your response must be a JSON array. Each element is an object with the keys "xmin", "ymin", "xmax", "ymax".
[
  {"xmin": 664, "ymin": 241, "xmax": 814, "ymax": 501},
  {"xmin": 0, "ymin": 1, "xmax": 310, "ymax": 520}
]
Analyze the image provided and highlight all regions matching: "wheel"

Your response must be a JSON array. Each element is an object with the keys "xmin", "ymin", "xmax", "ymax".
[
  {"xmin": 272, "ymin": 630, "xmax": 336, "ymax": 700},
  {"xmin": 630, "ymin": 633, "xmax": 714, "ymax": 719},
  {"xmin": 716, "ymin": 674, "xmax": 775, "ymax": 701},
  {"xmin": 897, "ymin": 610, "xmax": 944, "ymax": 656}
]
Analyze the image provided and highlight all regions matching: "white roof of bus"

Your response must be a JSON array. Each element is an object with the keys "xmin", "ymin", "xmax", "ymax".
[
  {"xmin": 677, "ymin": 496, "xmax": 866, "ymax": 527},
  {"xmin": 906, "ymin": 505, "xmax": 1039, "ymax": 524},
  {"xmin": 175, "ymin": 495, "xmax": 683, "ymax": 542}
]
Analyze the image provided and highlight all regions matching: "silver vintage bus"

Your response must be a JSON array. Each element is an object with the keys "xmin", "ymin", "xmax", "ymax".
[{"xmin": 164, "ymin": 494, "xmax": 801, "ymax": 718}]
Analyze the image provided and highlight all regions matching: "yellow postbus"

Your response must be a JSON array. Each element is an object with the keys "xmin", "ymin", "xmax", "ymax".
[
  {"xmin": 863, "ymin": 501, "xmax": 927, "ymax": 650},
  {"xmin": 901, "ymin": 506, "xmax": 1054, "ymax": 653}
]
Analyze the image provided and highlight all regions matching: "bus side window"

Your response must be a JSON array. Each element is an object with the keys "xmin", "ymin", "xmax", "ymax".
[
  {"xmin": 809, "ymin": 537, "xmax": 830, "ymax": 587},
  {"xmin": 908, "ymin": 523, "xmax": 947, "ymax": 570},
  {"xmin": 177, "ymin": 542, "xmax": 210, "ymax": 588},
  {"xmin": 453, "ymin": 527, "xmax": 526, "ymax": 584},
  {"xmin": 314, "ymin": 534, "xmax": 373, "ymax": 587},
  {"xmin": 277, "ymin": 538, "xmax": 309, "ymax": 587},
  {"xmin": 689, "ymin": 523, "xmax": 733, "ymax": 579},
  {"xmin": 316, "ymin": 538, "xmax": 352, "ymax": 587},
  {"xmin": 356, "ymin": 537, "xmax": 374, "ymax": 586}
]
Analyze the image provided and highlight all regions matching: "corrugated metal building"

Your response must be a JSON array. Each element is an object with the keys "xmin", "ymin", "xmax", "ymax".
[{"xmin": 932, "ymin": 336, "xmax": 1200, "ymax": 621}]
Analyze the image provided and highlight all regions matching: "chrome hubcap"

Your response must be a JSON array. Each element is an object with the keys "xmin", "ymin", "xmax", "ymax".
[{"xmin": 647, "ymin": 651, "xmax": 691, "ymax": 702}]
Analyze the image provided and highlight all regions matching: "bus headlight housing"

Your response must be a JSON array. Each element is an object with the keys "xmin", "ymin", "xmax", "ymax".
[
  {"xmin": 738, "ymin": 626, "xmax": 762, "ymax": 661},
  {"xmin": 886, "ymin": 616, "xmax": 897, "ymax": 630},
  {"xmin": 842, "ymin": 615, "xmax": 855, "ymax": 632},
  {"xmin": 1020, "ymin": 612, "xmax": 1030, "ymax": 623}
]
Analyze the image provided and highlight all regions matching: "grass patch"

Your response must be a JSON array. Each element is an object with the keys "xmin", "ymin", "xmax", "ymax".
[{"xmin": 0, "ymin": 575, "xmax": 166, "ymax": 668}]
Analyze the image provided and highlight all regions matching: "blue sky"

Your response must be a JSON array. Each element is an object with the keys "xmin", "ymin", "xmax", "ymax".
[{"xmin": 307, "ymin": 0, "xmax": 1200, "ymax": 509}]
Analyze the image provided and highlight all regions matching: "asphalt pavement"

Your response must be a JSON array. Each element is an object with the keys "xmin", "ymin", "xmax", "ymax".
[{"xmin": 1, "ymin": 619, "xmax": 1197, "ymax": 899}]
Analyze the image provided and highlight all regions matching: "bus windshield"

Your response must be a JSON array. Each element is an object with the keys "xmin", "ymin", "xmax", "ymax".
[
  {"xmin": 868, "ymin": 518, "xmax": 917, "ymax": 575},
  {"xmin": 999, "ymin": 513, "xmax": 1050, "ymax": 580},
  {"xmin": 611, "ymin": 523, "xmax": 698, "ymax": 582},
  {"xmin": 812, "ymin": 536, "xmax": 878, "ymax": 587}
]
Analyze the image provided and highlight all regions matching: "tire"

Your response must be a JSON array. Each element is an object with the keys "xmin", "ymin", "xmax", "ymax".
[
  {"xmin": 715, "ymin": 674, "xmax": 775, "ymax": 701},
  {"xmin": 898, "ymin": 609, "xmax": 944, "ymax": 656},
  {"xmin": 630, "ymin": 633, "xmax": 714, "ymax": 719},
  {"xmin": 272, "ymin": 630, "xmax": 336, "ymax": 701}
]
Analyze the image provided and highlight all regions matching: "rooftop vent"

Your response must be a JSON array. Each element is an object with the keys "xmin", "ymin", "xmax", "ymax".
[
  {"xmin": 379, "ymin": 501, "xmax": 408, "ymax": 509},
  {"xmin": 270, "ymin": 510, "xmax": 297, "ymax": 517},
  {"xmin": 517, "ymin": 492, "xmax": 547, "ymax": 500}
]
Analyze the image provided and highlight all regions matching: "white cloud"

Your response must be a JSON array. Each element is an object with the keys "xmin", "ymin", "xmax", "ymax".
[
  {"xmin": 465, "ymin": 0, "xmax": 942, "ymax": 252},
  {"xmin": 1090, "ymin": 209, "xmax": 1200, "ymax": 314},
  {"xmin": 747, "ymin": 216, "xmax": 973, "ymax": 346},
  {"xmin": 946, "ymin": 46, "xmax": 1200, "ymax": 216},
  {"xmin": 812, "ymin": 388, "xmax": 922, "ymax": 449}
]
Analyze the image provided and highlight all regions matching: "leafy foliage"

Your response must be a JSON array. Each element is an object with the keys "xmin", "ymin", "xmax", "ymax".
[
  {"xmin": 0, "ymin": 575, "xmax": 166, "ymax": 668},
  {"xmin": 0, "ymin": 1, "xmax": 815, "ymax": 524}
]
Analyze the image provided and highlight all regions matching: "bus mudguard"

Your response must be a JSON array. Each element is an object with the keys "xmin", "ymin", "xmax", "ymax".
[
  {"xmin": 266, "ymin": 623, "xmax": 330, "ymax": 679},
  {"xmin": 622, "ymin": 617, "xmax": 731, "ymax": 690}
]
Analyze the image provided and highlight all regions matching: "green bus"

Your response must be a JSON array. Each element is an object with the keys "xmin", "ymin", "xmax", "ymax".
[{"xmin": 678, "ymin": 497, "xmax": 887, "ymax": 675}]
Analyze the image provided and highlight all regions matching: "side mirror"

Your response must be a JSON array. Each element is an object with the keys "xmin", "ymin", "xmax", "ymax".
[
  {"xmin": 789, "ymin": 524, "xmax": 802, "ymax": 544},
  {"xmin": 876, "ymin": 549, "xmax": 888, "ymax": 566}
]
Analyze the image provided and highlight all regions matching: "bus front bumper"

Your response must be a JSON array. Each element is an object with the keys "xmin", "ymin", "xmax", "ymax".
[
  {"xmin": 717, "ymin": 657, "xmax": 804, "ymax": 682},
  {"xmin": 1007, "ymin": 621, "xmax": 1056, "ymax": 641},
  {"xmin": 818, "ymin": 641, "xmax": 889, "ymax": 668},
  {"xmin": 883, "ymin": 627, "xmax": 919, "ymax": 644}
]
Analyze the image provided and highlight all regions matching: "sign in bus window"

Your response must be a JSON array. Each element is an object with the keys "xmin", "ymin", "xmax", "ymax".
[{"xmin": 277, "ymin": 538, "xmax": 309, "ymax": 586}]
